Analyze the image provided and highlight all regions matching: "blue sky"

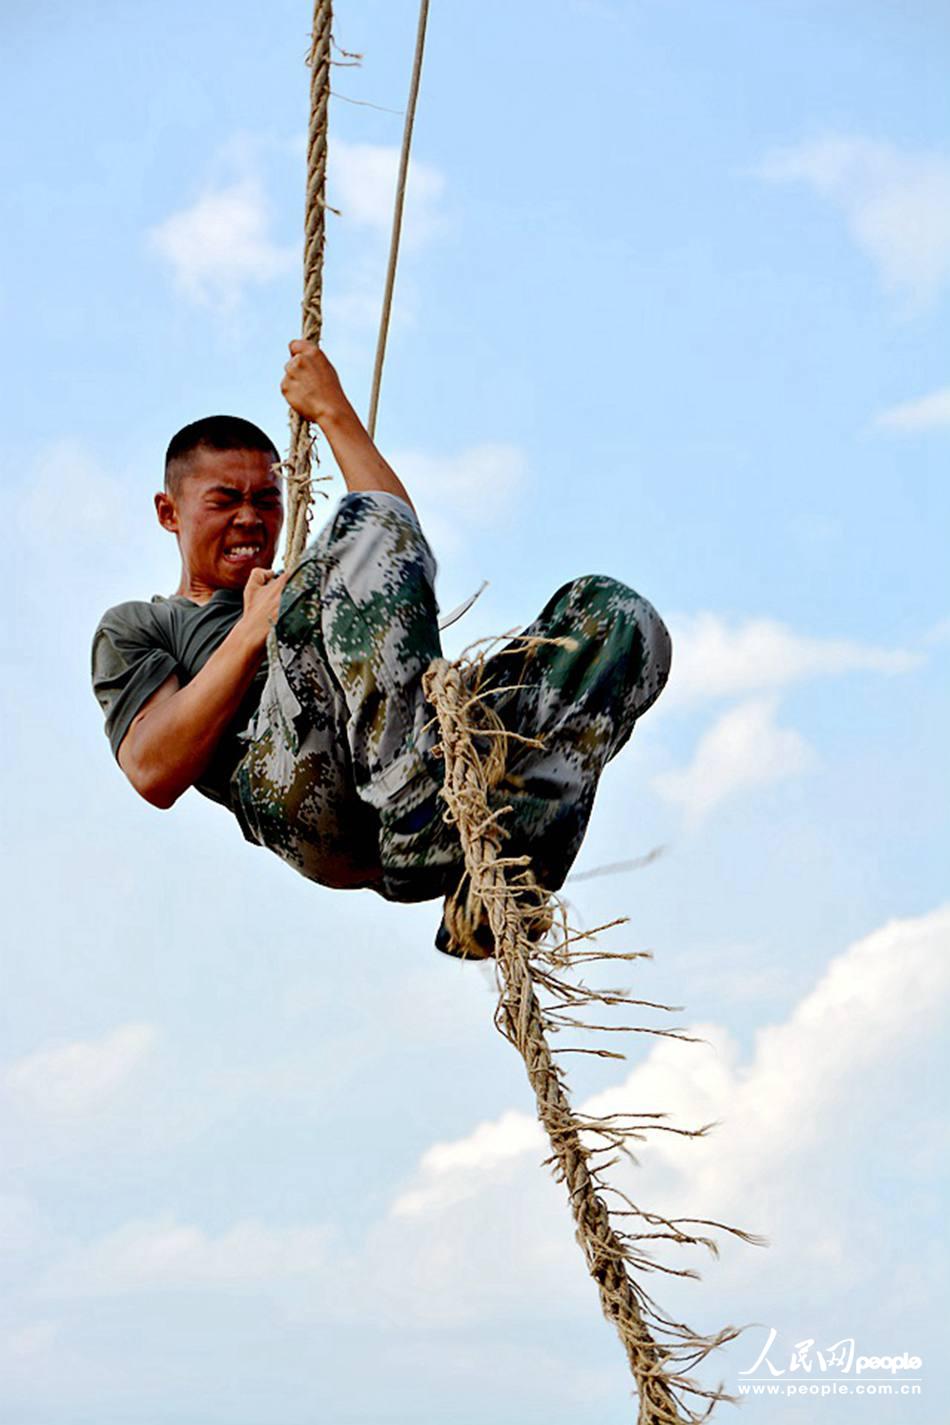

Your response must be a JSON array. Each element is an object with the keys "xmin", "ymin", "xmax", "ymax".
[{"xmin": 2, "ymin": 1, "xmax": 948, "ymax": 1421}]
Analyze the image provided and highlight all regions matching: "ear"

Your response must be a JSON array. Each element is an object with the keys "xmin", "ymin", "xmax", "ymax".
[{"xmin": 155, "ymin": 490, "xmax": 180, "ymax": 535}]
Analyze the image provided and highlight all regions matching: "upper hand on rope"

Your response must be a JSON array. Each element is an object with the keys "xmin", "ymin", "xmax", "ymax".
[
  {"xmin": 280, "ymin": 342, "xmax": 418, "ymax": 516},
  {"xmin": 281, "ymin": 340, "xmax": 349, "ymax": 427}
]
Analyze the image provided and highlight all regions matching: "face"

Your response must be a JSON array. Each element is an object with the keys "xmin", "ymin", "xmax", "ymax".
[{"xmin": 156, "ymin": 447, "xmax": 284, "ymax": 595}]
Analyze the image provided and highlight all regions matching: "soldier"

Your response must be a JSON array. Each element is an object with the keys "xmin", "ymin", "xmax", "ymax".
[{"xmin": 91, "ymin": 342, "xmax": 672, "ymax": 955}]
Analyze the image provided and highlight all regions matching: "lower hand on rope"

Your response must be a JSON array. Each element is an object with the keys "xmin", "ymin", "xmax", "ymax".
[{"xmin": 239, "ymin": 568, "xmax": 289, "ymax": 652}]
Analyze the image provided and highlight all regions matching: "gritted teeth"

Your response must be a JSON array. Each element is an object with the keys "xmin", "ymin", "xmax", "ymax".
[{"xmin": 226, "ymin": 545, "xmax": 263, "ymax": 557}]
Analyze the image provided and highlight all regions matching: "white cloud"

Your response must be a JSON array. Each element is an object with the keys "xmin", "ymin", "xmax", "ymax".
[
  {"xmin": 3, "ymin": 1024, "xmax": 156, "ymax": 1119},
  {"xmin": 26, "ymin": 906, "xmax": 950, "ymax": 1337},
  {"xmin": 10, "ymin": 440, "xmax": 174, "ymax": 665},
  {"xmin": 146, "ymin": 134, "xmax": 448, "ymax": 329},
  {"xmin": 602, "ymin": 902, "xmax": 950, "ymax": 1218},
  {"xmin": 0, "ymin": 1194, "xmax": 42, "ymax": 1252},
  {"xmin": 648, "ymin": 613, "xmax": 919, "ymax": 827},
  {"xmin": 330, "ymin": 137, "xmax": 447, "ymax": 247},
  {"xmin": 43, "ymin": 1216, "xmax": 330, "ymax": 1296},
  {"xmin": 148, "ymin": 176, "xmax": 295, "ymax": 309},
  {"xmin": 392, "ymin": 443, "xmax": 528, "ymax": 555},
  {"xmin": 875, "ymin": 384, "xmax": 950, "ymax": 432},
  {"xmin": 323, "ymin": 139, "xmax": 448, "ymax": 345},
  {"xmin": 16, "ymin": 440, "xmax": 131, "ymax": 549},
  {"xmin": 923, "ymin": 616, "xmax": 950, "ymax": 645},
  {"xmin": 0, "ymin": 1321, "xmax": 58, "ymax": 1363},
  {"xmin": 653, "ymin": 696, "xmax": 814, "ymax": 824},
  {"xmin": 666, "ymin": 612, "xmax": 918, "ymax": 705},
  {"xmin": 325, "ymin": 253, "xmax": 394, "ymax": 331},
  {"xmin": 388, "ymin": 903, "xmax": 950, "ymax": 1274},
  {"xmin": 756, "ymin": 135, "xmax": 950, "ymax": 308},
  {"xmin": 392, "ymin": 1109, "xmax": 544, "ymax": 1217}
]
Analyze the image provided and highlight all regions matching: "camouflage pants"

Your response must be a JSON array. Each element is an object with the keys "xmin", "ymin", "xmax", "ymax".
[{"xmin": 231, "ymin": 491, "xmax": 672, "ymax": 904}]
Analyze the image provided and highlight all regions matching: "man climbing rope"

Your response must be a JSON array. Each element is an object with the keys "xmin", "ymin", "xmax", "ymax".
[{"xmin": 91, "ymin": 342, "xmax": 672, "ymax": 955}]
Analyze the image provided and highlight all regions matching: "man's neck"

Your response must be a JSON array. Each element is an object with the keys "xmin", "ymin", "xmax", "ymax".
[{"xmin": 175, "ymin": 570, "xmax": 228, "ymax": 606}]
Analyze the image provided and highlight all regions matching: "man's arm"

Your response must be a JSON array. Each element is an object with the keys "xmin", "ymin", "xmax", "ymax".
[
  {"xmin": 120, "ymin": 345, "xmax": 406, "ymax": 810},
  {"xmin": 281, "ymin": 342, "xmax": 416, "ymax": 512},
  {"xmin": 117, "ymin": 569, "xmax": 286, "ymax": 809}
]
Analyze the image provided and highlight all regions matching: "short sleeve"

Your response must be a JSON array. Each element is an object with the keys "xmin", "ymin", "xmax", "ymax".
[{"xmin": 91, "ymin": 603, "xmax": 179, "ymax": 760}]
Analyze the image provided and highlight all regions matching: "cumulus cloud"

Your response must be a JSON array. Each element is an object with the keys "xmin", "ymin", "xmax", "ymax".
[
  {"xmin": 43, "ymin": 1216, "xmax": 330, "ymax": 1296},
  {"xmin": 147, "ymin": 176, "xmax": 295, "ymax": 309},
  {"xmin": 392, "ymin": 443, "xmax": 528, "ymax": 554},
  {"xmin": 25, "ymin": 906, "xmax": 949, "ymax": 1339},
  {"xmin": 923, "ymin": 616, "xmax": 950, "ymax": 645},
  {"xmin": 324, "ymin": 139, "xmax": 448, "ymax": 345},
  {"xmin": 3, "ymin": 1024, "xmax": 156, "ymax": 1119},
  {"xmin": 666, "ymin": 612, "xmax": 918, "ymax": 706},
  {"xmin": 330, "ymin": 137, "xmax": 447, "ymax": 247},
  {"xmin": 653, "ymin": 696, "xmax": 814, "ymax": 824},
  {"xmin": 649, "ymin": 613, "xmax": 918, "ymax": 827},
  {"xmin": 389, "ymin": 903, "xmax": 950, "ymax": 1256},
  {"xmin": 600, "ymin": 903, "xmax": 950, "ymax": 1216},
  {"xmin": 9, "ymin": 439, "xmax": 174, "ymax": 667},
  {"xmin": 0, "ymin": 1193, "xmax": 42, "ymax": 1252},
  {"xmin": 756, "ymin": 135, "xmax": 950, "ymax": 308},
  {"xmin": 0, "ymin": 1321, "xmax": 58, "ymax": 1364},
  {"xmin": 875, "ymin": 384, "xmax": 950, "ymax": 432},
  {"xmin": 392, "ymin": 1109, "xmax": 545, "ymax": 1217},
  {"xmin": 146, "ymin": 134, "xmax": 448, "ymax": 335},
  {"xmin": 15, "ymin": 439, "xmax": 132, "ymax": 549},
  {"xmin": 324, "ymin": 253, "xmax": 393, "ymax": 331}
]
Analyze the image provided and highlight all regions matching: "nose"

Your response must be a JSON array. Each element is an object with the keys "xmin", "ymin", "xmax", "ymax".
[{"xmin": 233, "ymin": 502, "xmax": 263, "ymax": 528}]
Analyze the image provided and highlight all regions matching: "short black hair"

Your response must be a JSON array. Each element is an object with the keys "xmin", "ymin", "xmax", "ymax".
[{"xmin": 164, "ymin": 415, "xmax": 280, "ymax": 496}]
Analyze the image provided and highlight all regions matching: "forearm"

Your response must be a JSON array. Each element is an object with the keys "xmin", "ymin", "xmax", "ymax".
[
  {"xmin": 317, "ymin": 400, "xmax": 416, "ymax": 512},
  {"xmin": 120, "ymin": 624, "xmax": 265, "ymax": 808}
]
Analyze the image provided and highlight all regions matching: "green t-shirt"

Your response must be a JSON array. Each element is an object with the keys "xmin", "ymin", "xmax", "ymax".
[{"xmin": 91, "ymin": 591, "xmax": 265, "ymax": 807}]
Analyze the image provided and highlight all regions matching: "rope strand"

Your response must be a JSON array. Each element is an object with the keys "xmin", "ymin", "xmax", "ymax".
[
  {"xmin": 424, "ymin": 654, "xmax": 750, "ymax": 1423},
  {"xmin": 284, "ymin": 0, "xmax": 333, "ymax": 569}
]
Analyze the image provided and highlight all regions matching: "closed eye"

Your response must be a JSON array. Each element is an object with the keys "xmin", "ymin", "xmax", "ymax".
[{"xmin": 204, "ymin": 485, "xmax": 282, "ymax": 510}]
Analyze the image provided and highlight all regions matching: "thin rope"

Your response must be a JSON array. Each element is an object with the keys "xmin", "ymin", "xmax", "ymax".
[
  {"xmin": 284, "ymin": 0, "xmax": 333, "ymax": 569},
  {"xmin": 367, "ymin": 0, "xmax": 430, "ymax": 440},
  {"xmin": 424, "ymin": 654, "xmax": 758, "ymax": 1423}
]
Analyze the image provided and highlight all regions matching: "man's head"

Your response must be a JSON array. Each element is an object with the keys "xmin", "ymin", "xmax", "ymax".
[{"xmin": 156, "ymin": 416, "xmax": 284, "ymax": 598}]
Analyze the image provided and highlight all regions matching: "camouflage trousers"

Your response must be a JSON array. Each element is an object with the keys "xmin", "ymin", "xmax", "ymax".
[{"xmin": 231, "ymin": 491, "xmax": 672, "ymax": 904}]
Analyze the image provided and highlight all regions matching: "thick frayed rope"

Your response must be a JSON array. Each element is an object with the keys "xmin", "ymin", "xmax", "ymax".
[
  {"xmin": 423, "ymin": 644, "xmax": 764, "ymax": 1424},
  {"xmin": 284, "ymin": 0, "xmax": 334, "ymax": 569}
]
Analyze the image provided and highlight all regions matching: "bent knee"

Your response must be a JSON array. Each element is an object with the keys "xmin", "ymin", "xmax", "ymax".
[
  {"xmin": 630, "ymin": 595, "xmax": 672, "ymax": 714},
  {"xmin": 570, "ymin": 574, "xmax": 671, "ymax": 641},
  {"xmin": 328, "ymin": 491, "xmax": 437, "ymax": 587},
  {"xmin": 299, "ymin": 490, "xmax": 430, "ymax": 569},
  {"xmin": 568, "ymin": 573, "xmax": 673, "ymax": 703}
]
